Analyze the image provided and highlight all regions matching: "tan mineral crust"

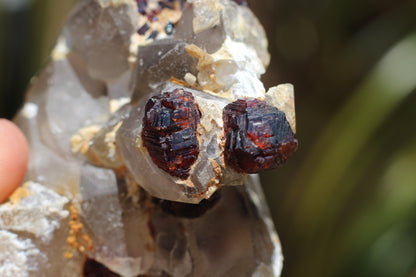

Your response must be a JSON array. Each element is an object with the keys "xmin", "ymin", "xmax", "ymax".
[{"xmin": 0, "ymin": 0, "xmax": 297, "ymax": 276}]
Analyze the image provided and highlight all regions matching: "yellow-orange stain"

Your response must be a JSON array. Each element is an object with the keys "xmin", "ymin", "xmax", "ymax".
[
  {"xmin": 8, "ymin": 184, "xmax": 34, "ymax": 204},
  {"xmin": 64, "ymin": 204, "xmax": 93, "ymax": 259}
]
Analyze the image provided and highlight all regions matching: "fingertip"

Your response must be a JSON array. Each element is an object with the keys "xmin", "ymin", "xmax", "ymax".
[{"xmin": 0, "ymin": 119, "xmax": 29, "ymax": 203}]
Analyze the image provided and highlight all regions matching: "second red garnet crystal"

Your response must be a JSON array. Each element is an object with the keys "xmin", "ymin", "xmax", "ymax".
[
  {"xmin": 223, "ymin": 98, "xmax": 298, "ymax": 173},
  {"xmin": 142, "ymin": 89, "xmax": 201, "ymax": 179}
]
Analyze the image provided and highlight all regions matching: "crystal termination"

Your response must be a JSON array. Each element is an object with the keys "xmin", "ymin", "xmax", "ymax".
[
  {"xmin": 142, "ymin": 89, "xmax": 201, "ymax": 179},
  {"xmin": 223, "ymin": 98, "xmax": 298, "ymax": 173}
]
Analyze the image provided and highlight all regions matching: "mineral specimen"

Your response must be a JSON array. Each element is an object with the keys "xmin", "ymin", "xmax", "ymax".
[
  {"xmin": 223, "ymin": 99, "xmax": 298, "ymax": 173},
  {"xmin": 1, "ymin": 0, "xmax": 297, "ymax": 276},
  {"xmin": 142, "ymin": 89, "xmax": 201, "ymax": 179}
]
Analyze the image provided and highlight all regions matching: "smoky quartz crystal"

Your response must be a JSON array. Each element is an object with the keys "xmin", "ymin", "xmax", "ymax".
[{"xmin": 1, "ymin": 0, "xmax": 298, "ymax": 276}]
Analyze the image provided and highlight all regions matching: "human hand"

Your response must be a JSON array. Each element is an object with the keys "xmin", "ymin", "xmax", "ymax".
[{"xmin": 0, "ymin": 119, "xmax": 28, "ymax": 203}]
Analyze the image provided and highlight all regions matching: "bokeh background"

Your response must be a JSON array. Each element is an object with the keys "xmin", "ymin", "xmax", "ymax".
[{"xmin": 1, "ymin": 0, "xmax": 416, "ymax": 276}]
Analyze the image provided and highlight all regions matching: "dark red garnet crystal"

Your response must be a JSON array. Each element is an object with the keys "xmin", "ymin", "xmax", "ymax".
[
  {"xmin": 223, "ymin": 98, "xmax": 298, "ymax": 173},
  {"xmin": 83, "ymin": 258, "xmax": 120, "ymax": 277},
  {"xmin": 142, "ymin": 89, "xmax": 201, "ymax": 179}
]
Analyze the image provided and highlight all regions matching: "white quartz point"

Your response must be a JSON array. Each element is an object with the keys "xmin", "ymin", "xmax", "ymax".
[
  {"xmin": 66, "ymin": 0, "xmax": 139, "ymax": 80},
  {"xmin": 192, "ymin": 0, "xmax": 223, "ymax": 34}
]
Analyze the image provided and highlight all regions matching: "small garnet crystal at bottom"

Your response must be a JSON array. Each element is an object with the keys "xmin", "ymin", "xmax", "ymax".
[
  {"xmin": 223, "ymin": 98, "xmax": 298, "ymax": 173},
  {"xmin": 142, "ymin": 89, "xmax": 201, "ymax": 179},
  {"xmin": 83, "ymin": 258, "xmax": 120, "ymax": 277}
]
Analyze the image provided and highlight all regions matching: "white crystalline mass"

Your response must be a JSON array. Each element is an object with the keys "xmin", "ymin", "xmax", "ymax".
[
  {"xmin": 220, "ymin": 0, "xmax": 270, "ymax": 66},
  {"xmin": 192, "ymin": 0, "xmax": 223, "ymax": 33},
  {"xmin": 223, "ymin": 38, "xmax": 266, "ymax": 79},
  {"xmin": 0, "ymin": 230, "xmax": 42, "ymax": 277},
  {"xmin": 190, "ymin": 37, "xmax": 266, "ymax": 99},
  {"xmin": 0, "ymin": 182, "xmax": 69, "ymax": 241}
]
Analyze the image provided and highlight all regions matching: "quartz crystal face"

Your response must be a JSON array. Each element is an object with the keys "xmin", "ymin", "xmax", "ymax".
[{"xmin": 1, "ymin": 0, "xmax": 295, "ymax": 276}]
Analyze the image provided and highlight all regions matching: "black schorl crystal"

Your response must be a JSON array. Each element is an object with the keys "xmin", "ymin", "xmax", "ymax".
[{"xmin": 137, "ymin": 23, "xmax": 150, "ymax": 35}]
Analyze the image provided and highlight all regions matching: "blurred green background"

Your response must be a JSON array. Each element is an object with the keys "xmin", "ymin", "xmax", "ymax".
[{"xmin": 1, "ymin": 0, "xmax": 416, "ymax": 276}]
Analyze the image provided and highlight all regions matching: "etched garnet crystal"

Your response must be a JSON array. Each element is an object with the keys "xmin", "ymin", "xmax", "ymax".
[
  {"xmin": 142, "ymin": 89, "xmax": 201, "ymax": 179},
  {"xmin": 223, "ymin": 98, "xmax": 298, "ymax": 173}
]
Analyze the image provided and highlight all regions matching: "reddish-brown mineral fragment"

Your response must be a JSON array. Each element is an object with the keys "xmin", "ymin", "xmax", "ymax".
[
  {"xmin": 142, "ymin": 89, "xmax": 201, "ymax": 179},
  {"xmin": 83, "ymin": 258, "xmax": 120, "ymax": 277},
  {"xmin": 223, "ymin": 98, "xmax": 298, "ymax": 173}
]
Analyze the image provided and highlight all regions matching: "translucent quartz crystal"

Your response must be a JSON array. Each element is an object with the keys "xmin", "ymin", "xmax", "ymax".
[
  {"xmin": 66, "ymin": 0, "xmax": 139, "ymax": 79},
  {"xmin": 1, "ymin": 0, "xmax": 296, "ymax": 276},
  {"xmin": 80, "ymin": 173, "xmax": 283, "ymax": 277}
]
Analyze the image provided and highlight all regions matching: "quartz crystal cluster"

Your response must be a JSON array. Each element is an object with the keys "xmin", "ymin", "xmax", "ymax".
[{"xmin": 1, "ymin": 0, "xmax": 298, "ymax": 276}]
